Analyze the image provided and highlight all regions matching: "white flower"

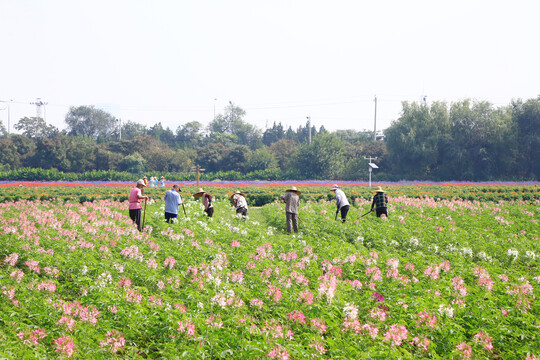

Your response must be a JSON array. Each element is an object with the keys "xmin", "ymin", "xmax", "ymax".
[
  {"xmin": 409, "ymin": 237, "xmax": 419, "ymax": 248},
  {"xmin": 81, "ymin": 265, "xmax": 88, "ymax": 275},
  {"xmin": 343, "ymin": 303, "xmax": 359, "ymax": 321},
  {"xmin": 446, "ymin": 244, "xmax": 457, "ymax": 252},
  {"xmin": 390, "ymin": 240, "xmax": 399, "ymax": 247},
  {"xmin": 438, "ymin": 304, "xmax": 454, "ymax": 318},
  {"xmin": 507, "ymin": 249, "xmax": 519, "ymax": 260},
  {"xmin": 97, "ymin": 272, "xmax": 113, "ymax": 288},
  {"xmin": 197, "ymin": 302, "xmax": 204, "ymax": 309},
  {"xmin": 477, "ymin": 252, "xmax": 493, "ymax": 262},
  {"xmin": 525, "ymin": 251, "xmax": 536, "ymax": 260},
  {"xmin": 461, "ymin": 247, "xmax": 473, "ymax": 258}
]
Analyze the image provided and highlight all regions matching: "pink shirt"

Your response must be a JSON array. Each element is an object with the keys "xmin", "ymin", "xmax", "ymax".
[{"xmin": 129, "ymin": 187, "xmax": 142, "ymax": 209}]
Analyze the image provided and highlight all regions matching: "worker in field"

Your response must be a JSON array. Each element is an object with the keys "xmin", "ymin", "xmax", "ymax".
[
  {"xmin": 129, "ymin": 179, "xmax": 149, "ymax": 231},
  {"xmin": 193, "ymin": 188, "xmax": 214, "ymax": 217},
  {"xmin": 331, "ymin": 184, "xmax": 350, "ymax": 222},
  {"xmin": 371, "ymin": 186, "xmax": 389, "ymax": 217},
  {"xmin": 280, "ymin": 186, "xmax": 301, "ymax": 233},
  {"xmin": 231, "ymin": 190, "xmax": 248, "ymax": 218},
  {"xmin": 164, "ymin": 184, "xmax": 183, "ymax": 223}
]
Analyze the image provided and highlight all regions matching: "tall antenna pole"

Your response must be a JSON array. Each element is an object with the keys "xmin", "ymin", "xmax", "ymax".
[
  {"xmin": 373, "ymin": 95, "xmax": 377, "ymax": 141},
  {"xmin": 306, "ymin": 116, "xmax": 311, "ymax": 144},
  {"xmin": 8, "ymin": 99, "xmax": 12, "ymax": 133},
  {"xmin": 30, "ymin": 98, "xmax": 48, "ymax": 119}
]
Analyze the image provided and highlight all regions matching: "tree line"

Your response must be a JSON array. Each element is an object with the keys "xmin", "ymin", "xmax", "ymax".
[{"xmin": 0, "ymin": 97, "xmax": 538, "ymax": 180}]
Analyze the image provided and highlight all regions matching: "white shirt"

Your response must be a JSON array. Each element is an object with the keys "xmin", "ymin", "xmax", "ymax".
[
  {"xmin": 334, "ymin": 189, "xmax": 350, "ymax": 209},
  {"xmin": 232, "ymin": 194, "xmax": 248, "ymax": 209}
]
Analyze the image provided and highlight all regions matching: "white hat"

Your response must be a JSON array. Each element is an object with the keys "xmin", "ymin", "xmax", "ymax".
[
  {"xmin": 136, "ymin": 179, "xmax": 147, "ymax": 186},
  {"xmin": 331, "ymin": 184, "xmax": 339, "ymax": 191}
]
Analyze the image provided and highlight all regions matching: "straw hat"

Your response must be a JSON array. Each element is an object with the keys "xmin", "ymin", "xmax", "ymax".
[
  {"xmin": 374, "ymin": 186, "xmax": 385, "ymax": 192},
  {"xmin": 193, "ymin": 188, "xmax": 206, "ymax": 198},
  {"xmin": 330, "ymin": 184, "xmax": 339, "ymax": 191},
  {"xmin": 230, "ymin": 190, "xmax": 246, "ymax": 199},
  {"xmin": 286, "ymin": 186, "xmax": 301, "ymax": 194}
]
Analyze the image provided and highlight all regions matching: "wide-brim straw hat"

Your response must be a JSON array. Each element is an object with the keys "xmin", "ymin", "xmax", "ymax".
[
  {"xmin": 330, "ymin": 184, "xmax": 339, "ymax": 191},
  {"xmin": 374, "ymin": 186, "xmax": 385, "ymax": 192},
  {"xmin": 230, "ymin": 190, "xmax": 246, "ymax": 199},
  {"xmin": 193, "ymin": 188, "xmax": 206, "ymax": 198},
  {"xmin": 286, "ymin": 186, "xmax": 301, "ymax": 194}
]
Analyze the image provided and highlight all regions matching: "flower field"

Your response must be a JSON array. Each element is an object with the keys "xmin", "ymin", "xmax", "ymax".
[
  {"xmin": 0, "ymin": 182, "xmax": 538, "ymax": 205},
  {"xmin": 0, "ymin": 186, "xmax": 539, "ymax": 359}
]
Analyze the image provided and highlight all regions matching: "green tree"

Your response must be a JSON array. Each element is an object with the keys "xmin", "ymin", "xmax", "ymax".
[
  {"xmin": 0, "ymin": 138, "xmax": 21, "ymax": 169},
  {"xmin": 222, "ymin": 145, "xmax": 250, "ymax": 172},
  {"xmin": 66, "ymin": 139, "xmax": 97, "ymax": 172},
  {"xmin": 208, "ymin": 103, "xmax": 261, "ymax": 148},
  {"xmin": 246, "ymin": 147, "xmax": 279, "ymax": 172},
  {"xmin": 11, "ymin": 134, "xmax": 36, "ymax": 167},
  {"xmin": 121, "ymin": 121, "xmax": 147, "ymax": 141},
  {"xmin": 29, "ymin": 134, "xmax": 72, "ymax": 171},
  {"xmin": 65, "ymin": 106, "xmax": 117, "ymax": 140},
  {"xmin": 512, "ymin": 96, "xmax": 540, "ymax": 178},
  {"xmin": 269, "ymin": 139, "xmax": 297, "ymax": 170},
  {"xmin": 118, "ymin": 152, "xmax": 147, "ymax": 173},
  {"xmin": 294, "ymin": 133, "xmax": 345, "ymax": 179},
  {"xmin": 197, "ymin": 143, "xmax": 226, "ymax": 172},
  {"xmin": 14, "ymin": 117, "xmax": 57, "ymax": 138},
  {"xmin": 94, "ymin": 147, "xmax": 122, "ymax": 171},
  {"xmin": 176, "ymin": 121, "xmax": 204, "ymax": 148},
  {"xmin": 262, "ymin": 122, "xmax": 285, "ymax": 146},
  {"xmin": 385, "ymin": 101, "xmax": 449, "ymax": 178}
]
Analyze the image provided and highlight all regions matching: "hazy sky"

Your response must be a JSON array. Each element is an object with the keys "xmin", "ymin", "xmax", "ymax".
[{"xmin": 1, "ymin": 0, "xmax": 539, "ymax": 135}]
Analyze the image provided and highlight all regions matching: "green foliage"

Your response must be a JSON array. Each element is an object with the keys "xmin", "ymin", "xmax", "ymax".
[
  {"xmin": 0, "ymin": 191, "xmax": 538, "ymax": 358},
  {"xmin": 118, "ymin": 152, "xmax": 148, "ymax": 173},
  {"xmin": 294, "ymin": 133, "xmax": 346, "ymax": 179},
  {"xmin": 65, "ymin": 105, "xmax": 117, "ymax": 140}
]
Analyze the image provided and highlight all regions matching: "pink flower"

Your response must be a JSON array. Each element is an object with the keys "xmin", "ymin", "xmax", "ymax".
[
  {"xmin": 297, "ymin": 291, "xmax": 314, "ymax": 305},
  {"xmin": 287, "ymin": 310, "xmax": 307, "ymax": 324},
  {"xmin": 268, "ymin": 347, "xmax": 290, "ymax": 359},
  {"xmin": 146, "ymin": 258, "xmax": 158, "ymax": 269},
  {"xmin": 4, "ymin": 253, "xmax": 19, "ymax": 267},
  {"xmin": 231, "ymin": 240, "xmax": 241, "ymax": 247},
  {"xmin": 177, "ymin": 320, "xmax": 196, "ymax": 338},
  {"xmin": 473, "ymin": 331, "xmax": 493, "ymax": 351},
  {"xmin": 25, "ymin": 259, "xmax": 40, "ymax": 273},
  {"xmin": 250, "ymin": 298, "xmax": 264, "ymax": 308},
  {"xmin": 16, "ymin": 328, "xmax": 47, "ymax": 346},
  {"xmin": 55, "ymin": 335, "xmax": 75, "ymax": 358},
  {"xmin": 10, "ymin": 269, "xmax": 25, "ymax": 283},
  {"xmin": 163, "ymin": 257, "xmax": 176, "ymax": 269},
  {"xmin": 100, "ymin": 330, "xmax": 125, "ymax": 353},
  {"xmin": 383, "ymin": 324, "xmax": 408, "ymax": 346},
  {"xmin": 266, "ymin": 286, "xmax": 282, "ymax": 303},
  {"xmin": 57, "ymin": 316, "xmax": 76, "ymax": 331},
  {"xmin": 455, "ymin": 342, "xmax": 472, "ymax": 359}
]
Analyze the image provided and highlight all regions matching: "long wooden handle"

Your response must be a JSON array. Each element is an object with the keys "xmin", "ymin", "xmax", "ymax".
[{"xmin": 142, "ymin": 198, "xmax": 148, "ymax": 230}]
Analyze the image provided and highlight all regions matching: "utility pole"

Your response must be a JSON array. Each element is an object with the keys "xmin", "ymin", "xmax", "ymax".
[
  {"xmin": 306, "ymin": 116, "xmax": 311, "ymax": 144},
  {"xmin": 8, "ymin": 99, "xmax": 11, "ymax": 134},
  {"xmin": 117, "ymin": 118, "xmax": 122, "ymax": 140},
  {"xmin": 363, "ymin": 156, "xmax": 378, "ymax": 187},
  {"xmin": 30, "ymin": 98, "xmax": 48, "ymax": 120},
  {"xmin": 0, "ymin": 99, "xmax": 12, "ymax": 133},
  {"xmin": 373, "ymin": 95, "xmax": 377, "ymax": 141}
]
